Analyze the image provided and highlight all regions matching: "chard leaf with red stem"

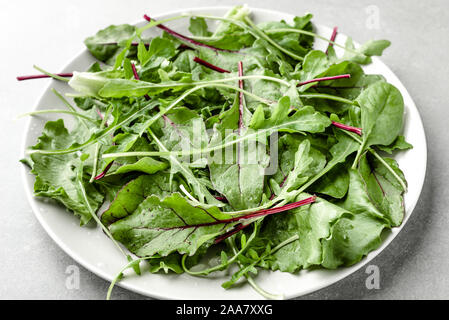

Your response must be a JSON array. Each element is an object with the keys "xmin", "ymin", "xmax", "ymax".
[{"xmin": 109, "ymin": 192, "xmax": 315, "ymax": 257}]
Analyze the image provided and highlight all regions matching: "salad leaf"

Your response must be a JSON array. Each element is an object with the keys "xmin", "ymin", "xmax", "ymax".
[
  {"xmin": 100, "ymin": 173, "xmax": 177, "ymax": 225},
  {"xmin": 209, "ymin": 95, "xmax": 270, "ymax": 210},
  {"xmin": 377, "ymin": 135, "xmax": 413, "ymax": 154},
  {"xmin": 342, "ymin": 38, "xmax": 391, "ymax": 65},
  {"xmin": 259, "ymin": 194, "xmax": 350, "ymax": 272},
  {"xmin": 352, "ymin": 81, "xmax": 404, "ymax": 167},
  {"xmin": 357, "ymin": 153, "xmax": 406, "ymax": 227},
  {"xmin": 85, "ymin": 24, "xmax": 137, "ymax": 63},
  {"xmin": 109, "ymin": 193, "xmax": 239, "ymax": 256},
  {"xmin": 249, "ymin": 96, "xmax": 331, "ymax": 133},
  {"xmin": 188, "ymin": 17, "xmax": 212, "ymax": 37},
  {"xmin": 358, "ymin": 81, "xmax": 404, "ymax": 147},
  {"xmin": 30, "ymin": 119, "xmax": 104, "ymax": 225}
]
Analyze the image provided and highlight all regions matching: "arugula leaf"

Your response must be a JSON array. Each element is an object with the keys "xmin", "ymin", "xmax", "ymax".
[
  {"xmin": 270, "ymin": 139, "xmax": 324, "ymax": 203},
  {"xmin": 148, "ymin": 254, "xmax": 184, "ymax": 274},
  {"xmin": 140, "ymin": 37, "xmax": 177, "ymax": 69},
  {"xmin": 258, "ymin": 14, "xmax": 314, "ymax": 58},
  {"xmin": 189, "ymin": 17, "xmax": 212, "ymax": 37},
  {"xmin": 30, "ymin": 119, "xmax": 104, "ymax": 225}
]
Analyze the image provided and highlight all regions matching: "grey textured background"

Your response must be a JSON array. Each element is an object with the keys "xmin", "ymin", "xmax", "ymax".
[{"xmin": 1, "ymin": 0, "xmax": 447, "ymax": 300}]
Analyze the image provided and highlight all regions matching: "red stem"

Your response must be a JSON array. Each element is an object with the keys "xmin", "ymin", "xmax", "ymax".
[
  {"xmin": 325, "ymin": 26, "xmax": 338, "ymax": 55},
  {"xmin": 16, "ymin": 73, "xmax": 73, "ymax": 81},
  {"xmin": 297, "ymin": 74, "xmax": 351, "ymax": 87},
  {"xmin": 131, "ymin": 63, "xmax": 151, "ymax": 101},
  {"xmin": 94, "ymin": 162, "xmax": 114, "ymax": 180},
  {"xmin": 193, "ymin": 56, "xmax": 230, "ymax": 73},
  {"xmin": 143, "ymin": 14, "xmax": 239, "ymax": 53},
  {"xmin": 214, "ymin": 196, "xmax": 316, "ymax": 243},
  {"xmin": 214, "ymin": 223, "xmax": 247, "ymax": 244},
  {"xmin": 159, "ymin": 195, "xmax": 317, "ymax": 232},
  {"xmin": 332, "ymin": 121, "xmax": 362, "ymax": 136}
]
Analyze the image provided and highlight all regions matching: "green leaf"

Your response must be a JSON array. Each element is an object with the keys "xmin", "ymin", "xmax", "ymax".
[
  {"xmin": 145, "ymin": 37, "xmax": 177, "ymax": 68},
  {"xmin": 137, "ymin": 42, "xmax": 151, "ymax": 66},
  {"xmin": 352, "ymin": 81, "xmax": 404, "ymax": 168},
  {"xmin": 151, "ymin": 117, "xmax": 221, "ymax": 205},
  {"xmin": 100, "ymin": 173, "xmax": 177, "ymax": 226},
  {"xmin": 30, "ymin": 120, "xmax": 104, "ymax": 225},
  {"xmin": 209, "ymin": 133, "xmax": 269, "ymax": 210},
  {"xmin": 148, "ymin": 254, "xmax": 184, "ymax": 274},
  {"xmin": 250, "ymin": 96, "xmax": 331, "ymax": 134},
  {"xmin": 358, "ymin": 153, "xmax": 406, "ymax": 227},
  {"xmin": 297, "ymin": 50, "xmax": 329, "ymax": 82},
  {"xmin": 358, "ymin": 81, "xmax": 404, "ymax": 147},
  {"xmin": 321, "ymin": 211, "xmax": 386, "ymax": 268},
  {"xmin": 209, "ymin": 96, "xmax": 269, "ymax": 210},
  {"xmin": 377, "ymin": 135, "xmax": 413, "ymax": 154},
  {"xmin": 212, "ymin": 5, "xmax": 251, "ymax": 38},
  {"xmin": 276, "ymin": 140, "xmax": 323, "ymax": 199},
  {"xmin": 311, "ymin": 162, "xmax": 350, "ymax": 198},
  {"xmin": 188, "ymin": 17, "xmax": 212, "ymax": 37},
  {"xmin": 342, "ymin": 38, "xmax": 390, "ymax": 65},
  {"xmin": 259, "ymin": 194, "xmax": 349, "ymax": 272},
  {"xmin": 84, "ymin": 24, "xmax": 136, "ymax": 62},
  {"xmin": 319, "ymin": 166, "xmax": 392, "ymax": 268},
  {"xmin": 113, "ymin": 157, "xmax": 168, "ymax": 175},
  {"xmin": 295, "ymin": 128, "xmax": 359, "ymax": 196},
  {"xmin": 359, "ymin": 40, "xmax": 391, "ymax": 57},
  {"xmin": 109, "ymin": 193, "xmax": 238, "ymax": 257}
]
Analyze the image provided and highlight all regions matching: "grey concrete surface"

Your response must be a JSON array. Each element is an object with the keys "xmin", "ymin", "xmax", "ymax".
[{"xmin": 0, "ymin": 0, "xmax": 447, "ymax": 300}]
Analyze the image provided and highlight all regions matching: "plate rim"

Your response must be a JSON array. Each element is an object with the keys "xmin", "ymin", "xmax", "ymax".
[{"xmin": 20, "ymin": 5, "xmax": 427, "ymax": 300}]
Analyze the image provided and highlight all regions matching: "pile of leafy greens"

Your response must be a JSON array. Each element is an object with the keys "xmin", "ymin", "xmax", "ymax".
[{"xmin": 22, "ymin": 6, "xmax": 412, "ymax": 299}]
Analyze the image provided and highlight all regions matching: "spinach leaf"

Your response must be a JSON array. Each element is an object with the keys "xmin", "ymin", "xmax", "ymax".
[
  {"xmin": 377, "ymin": 135, "xmax": 413, "ymax": 154},
  {"xmin": 84, "ymin": 24, "xmax": 136, "ymax": 63},
  {"xmin": 342, "ymin": 38, "xmax": 391, "ymax": 65},
  {"xmin": 353, "ymin": 81, "xmax": 404, "ymax": 167},
  {"xmin": 249, "ymin": 96, "xmax": 331, "ymax": 134}
]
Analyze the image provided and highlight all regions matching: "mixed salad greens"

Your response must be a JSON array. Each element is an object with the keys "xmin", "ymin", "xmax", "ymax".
[{"xmin": 20, "ymin": 6, "xmax": 413, "ymax": 299}]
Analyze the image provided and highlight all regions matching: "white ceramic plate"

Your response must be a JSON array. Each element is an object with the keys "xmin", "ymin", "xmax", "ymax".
[{"xmin": 21, "ymin": 6, "xmax": 427, "ymax": 300}]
